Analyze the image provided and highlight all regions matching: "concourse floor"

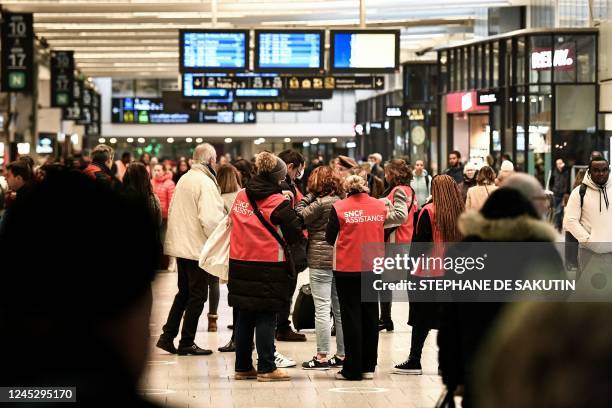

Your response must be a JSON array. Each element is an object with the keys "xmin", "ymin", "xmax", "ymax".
[{"xmin": 142, "ymin": 270, "xmax": 444, "ymax": 408}]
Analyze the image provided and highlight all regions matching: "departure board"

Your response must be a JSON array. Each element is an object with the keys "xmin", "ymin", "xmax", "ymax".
[
  {"xmin": 331, "ymin": 30, "xmax": 399, "ymax": 73},
  {"xmin": 255, "ymin": 31, "xmax": 323, "ymax": 72},
  {"xmin": 180, "ymin": 30, "xmax": 248, "ymax": 72}
]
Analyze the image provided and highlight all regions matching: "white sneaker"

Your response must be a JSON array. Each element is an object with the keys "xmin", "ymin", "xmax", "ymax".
[{"xmin": 274, "ymin": 351, "xmax": 296, "ymax": 368}]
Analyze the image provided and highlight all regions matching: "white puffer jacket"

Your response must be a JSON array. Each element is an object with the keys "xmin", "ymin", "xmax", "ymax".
[
  {"xmin": 164, "ymin": 164, "xmax": 225, "ymax": 260},
  {"xmin": 564, "ymin": 172, "xmax": 612, "ymax": 254}
]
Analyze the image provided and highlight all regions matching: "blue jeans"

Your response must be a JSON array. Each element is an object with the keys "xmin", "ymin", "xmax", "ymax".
[
  {"xmin": 235, "ymin": 309, "xmax": 276, "ymax": 374},
  {"xmin": 310, "ymin": 268, "xmax": 345, "ymax": 357}
]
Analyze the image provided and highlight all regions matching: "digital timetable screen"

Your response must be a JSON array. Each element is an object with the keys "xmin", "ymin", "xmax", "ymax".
[
  {"xmin": 331, "ymin": 30, "xmax": 399, "ymax": 72},
  {"xmin": 255, "ymin": 31, "xmax": 323, "ymax": 72},
  {"xmin": 180, "ymin": 30, "xmax": 248, "ymax": 72}
]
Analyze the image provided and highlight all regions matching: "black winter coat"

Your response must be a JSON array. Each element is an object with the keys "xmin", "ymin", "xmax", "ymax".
[
  {"xmin": 228, "ymin": 175, "xmax": 304, "ymax": 312},
  {"xmin": 438, "ymin": 211, "xmax": 563, "ymax": 406}
]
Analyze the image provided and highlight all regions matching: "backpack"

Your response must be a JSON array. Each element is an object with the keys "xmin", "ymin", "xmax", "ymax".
[{"xmin": 579, "ymin": 183, "xmax": 587, "ymax": 208}]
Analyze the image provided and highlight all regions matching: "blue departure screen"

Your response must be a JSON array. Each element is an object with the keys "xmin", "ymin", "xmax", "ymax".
[
  {"xmin": 182, "ymin": 31, "xmax": 246, "ymax": 69},
  {"xmin": 332, "ymin": 32, "xmax": 397, "ymax": 70},
  {"xmin": 257, "ymin": 32, "xmax": 321, "ymax": 69}
]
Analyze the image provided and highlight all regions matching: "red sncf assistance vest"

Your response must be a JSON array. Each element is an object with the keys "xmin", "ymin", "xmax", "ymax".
[
  {"xmin": 332, "ymin": 192, "xmax": 386, "ymax": 273},
  {"xmin": 386, "ymin": 185, "xmax": 417, "ymax": 244},
  {"xmin": 229, "ymin": 188, "xmax": 288, "ymax": 263},
  {"xmin": 413, "ymin": 203, "xmax": 445, "ymax": 277}
]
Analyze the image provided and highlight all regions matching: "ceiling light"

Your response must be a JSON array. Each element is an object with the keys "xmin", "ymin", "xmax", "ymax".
[
  {"xmin": 167, "ymin": 137, "xmax": 174, "ymax": 143},
  {"xmin": 311, "ymin": 138, "xmax": 319, "ymax": 144},
  {"xmin": 186, "ymin": 137, "xmax": 193, "ymax": 143},
  {"xmin": 331, "ymin": 137, "xmax": 338, "ymax": 143},
  {"xmin": 98, "ymin": 138, "xmax": 106, "ymax": 143},
  {"xmin": 137, "ymin": 137, "xmax": 145, "ymax": 143},
  {"xmin": 109, "ymin": 138, "xmax": 117, "ymax": 144},
  {"xmin": 195, "ymin": 138, "xmax": 203, "ymax": 143},
  {"xmin": 284, "ymin": 138, "xmax": 291, "ymax": 143},
  {"xmin": 126, "ymin": 137, "xmax": 134, "ymax": 143},
  {"xmin": 224, "ymin": 138, "xmax": 233, "ymax": 143}
]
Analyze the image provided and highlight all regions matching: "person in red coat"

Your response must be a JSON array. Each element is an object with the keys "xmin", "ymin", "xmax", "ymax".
[
  {"xmin": 152, "ymin": 163, "xmax": 176, "ymax": 270},
  {"xmin": 152, "ymin": 164, "xmax": 176, "ymax": 220}
]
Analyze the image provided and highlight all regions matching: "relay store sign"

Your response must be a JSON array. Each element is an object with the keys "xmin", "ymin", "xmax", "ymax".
[
  {"xmin": 477, "ymin": 90, "xmax": 500, "ymax": 106},
  {"xmin": 446, "ymin": 91, "xmax": 488, "ymax": 113},
  {"xmin": 531, "ymin": 46, "xmax": 575, "ymax": 71}
]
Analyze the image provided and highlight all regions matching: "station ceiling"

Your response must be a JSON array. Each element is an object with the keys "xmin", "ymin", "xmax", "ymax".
[{"xmin": 2, "ymin": 0, "xmax": 512, "ymax": 78}]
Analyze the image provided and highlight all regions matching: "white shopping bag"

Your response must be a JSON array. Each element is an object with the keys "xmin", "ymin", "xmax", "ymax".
[{"xmin": 199, "ymin": 215, "xmax": 230, "ymax": 283}]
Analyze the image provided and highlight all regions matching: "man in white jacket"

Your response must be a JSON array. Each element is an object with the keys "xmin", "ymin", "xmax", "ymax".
[
  {"xmin": 157, "ymin": 143, "xmax": 225, "ymax": 355},
  {"xmin": 564, "ymin": 157, "xmax": 612, "ymax": 290}
]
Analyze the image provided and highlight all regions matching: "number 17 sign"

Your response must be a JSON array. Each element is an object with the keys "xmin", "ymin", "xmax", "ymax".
[{"xmin": 1, "ymin": 12, "xmax": 34, "ymax": 93}]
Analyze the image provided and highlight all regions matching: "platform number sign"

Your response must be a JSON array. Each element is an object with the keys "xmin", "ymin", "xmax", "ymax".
[
  {"xmin": 1, "ymin": 12, "xmax": 34, "ymax": 93},
  {"xmin": 51, "ymin": 51, "xmax": 75, "ymax": 107},
  {"xmin": 63, "ymin": 79, "xmax": 82, "ymax": 121}
]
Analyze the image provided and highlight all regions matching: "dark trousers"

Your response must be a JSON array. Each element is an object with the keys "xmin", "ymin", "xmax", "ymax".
[
  {"xmin": 235, "ymin": 308, "xmax": 277, "ymax": 374},
  {"xmin": 379, "ymin": 301, "xmax": 392, "ymax": 323},
  {"xmin": 335, "ymin": 272, "xmax": 379, "ymax": 380},
  {"xmin": 161, "ymin": 258, "xmax": 208, "ymax": 348},
  {"xmin": 553, "ymin": 195, "xmax": 564, "ymax": 231},
  {"xmin": 409, "ymin": 325, "xmax": 430, "ymax": 361},
  {"xmin": 276, "ymin": 276, "xmax": 297, "ymax": 332}
]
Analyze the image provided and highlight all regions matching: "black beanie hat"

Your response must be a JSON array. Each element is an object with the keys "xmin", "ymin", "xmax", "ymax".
[{"xmin": 479, "ymin": 187, "xmax": 540, "ymax": 220}]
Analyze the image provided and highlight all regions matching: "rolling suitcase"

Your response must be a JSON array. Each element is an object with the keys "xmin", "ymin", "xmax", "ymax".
[{"xmin": 292, "ymin": 284, "xmax": 315, "ymax": 331}]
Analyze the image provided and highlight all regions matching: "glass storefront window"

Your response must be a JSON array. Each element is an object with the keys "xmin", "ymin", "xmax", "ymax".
[
  {"xmin": 516, "ymin": 37, "xmax": 526, "ymax": 85},
  {"xmin": 529, "ymin": 35, "xmax": 552, "ymax": 84},
  {"xmin": 505, "ymin": 39, "xmax": 512, "ymax": 87},
  {"xmin": 492, "ymin": 41, "xmax": 500, "ymax": 88},
  {"xmin": 469, "ymin": 46, "xmax": 476, "ymax": 89},
  {"xmin": 483, "ymin": 43, "xmax": 490, "ymax": 88},
  {"xmin": 553, "ymin": 34, "xmax": 596, "ymax": 83},
  {"xmin": 555, "ymin": 85, "xmax": 596, "ymax": 131},
  {"xmin": 528, "ymin": 86, "xmax": 552, "ymax": 186},
  {"xmin": 439, "ymin": 52, "xmax": 448, "ymax": 94},
  {"xmin": 462, "ymin": 48, "xmax": 469, "ymax": 90},
  {"xmin": 515, "ymin": 88, "xmax": 527, "ymax": 170},
  {"xmin": 449, "ymin": 50, "xmax": 456, "ymax": 91}
]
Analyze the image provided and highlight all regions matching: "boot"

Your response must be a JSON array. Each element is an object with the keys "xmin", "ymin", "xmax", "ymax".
[
  {"xmin": 276, "ymin": 327, "xmax": 306, "ymax": 342},
  {"xmin": 208, "ymin": 313, "xmax": 218, "ymax": 332},
  {"xmin": 218, "ymin": 336, "xmax": 235, "ymax": 353}
]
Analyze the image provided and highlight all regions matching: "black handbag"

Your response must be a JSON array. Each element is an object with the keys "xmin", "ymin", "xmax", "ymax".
[{"xmin": 246, "ymin": 192, "xmax": 307, "ymax": 278}]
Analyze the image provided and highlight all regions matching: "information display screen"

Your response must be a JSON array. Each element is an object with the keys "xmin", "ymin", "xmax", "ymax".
[
  {"xmin": 255, "ymin": 30, "xmax": 323, "ymax": 72},
  {"xmin": 182, "ymin": 73, "xmax": 233, "ymax": 100},
  {"xmin": 111, "ymin": 97, "xmax": 255, "ymax": 124},
  {"xmin": 180, "ymin": 30, "xmax": 248, "ymax": 72},
  {"xmin": 330, "ymin": 30, "xmax": 399, "ymax": 72}
]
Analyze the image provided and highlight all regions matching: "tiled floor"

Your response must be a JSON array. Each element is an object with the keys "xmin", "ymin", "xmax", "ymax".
[{"xmin": 142, "ymin": 270, "xmax": 444, "ymax": 408}]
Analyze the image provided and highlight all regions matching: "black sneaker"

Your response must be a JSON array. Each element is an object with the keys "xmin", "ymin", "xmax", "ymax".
[
  {"xmin": 392, "ymin": 359, "xmax": 422, "ymax": 375},
  {"xmin": 177, "ymin": 343, "xmax": 213, "ymax": 356},
  {"xmin": 328, "ymin": 355, "xmax": 344, "ymax": 368},
  {"xmin": 302, "ymin": 357, "xmax": 330, "ymax": 370},
  {"xmin": 156, "ymin": 336, "xmax": 177, "ymax": 354}
]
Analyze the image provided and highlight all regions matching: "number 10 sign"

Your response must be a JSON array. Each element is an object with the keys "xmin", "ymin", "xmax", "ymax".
[{"xmin": 1, "ymin": 12, "xmax": 34, "ymax": 93}]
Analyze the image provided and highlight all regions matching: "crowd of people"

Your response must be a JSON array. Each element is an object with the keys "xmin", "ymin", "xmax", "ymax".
[{"xmin": 1, "ymin": 143, "xmax": 612, "ymax": 406}]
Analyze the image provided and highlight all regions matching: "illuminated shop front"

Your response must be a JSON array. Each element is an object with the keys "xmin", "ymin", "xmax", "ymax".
[{"xmin": 437, "ymin": 28, "xmax": 600, "ymax": 185}]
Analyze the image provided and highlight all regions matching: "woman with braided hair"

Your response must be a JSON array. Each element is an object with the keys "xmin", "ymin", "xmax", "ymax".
[{"xmin": 393, "ymin": 174, "xmax": 465, "ymax": 375}]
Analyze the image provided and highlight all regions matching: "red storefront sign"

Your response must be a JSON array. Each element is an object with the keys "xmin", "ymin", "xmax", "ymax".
[{"xmin": 446, "ymin": 91, "xmax": 488, "ymax": 114}]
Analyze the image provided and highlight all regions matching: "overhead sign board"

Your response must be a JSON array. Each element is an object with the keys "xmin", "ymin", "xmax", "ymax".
[
  {"xmin": 63, "ymin": 79, "xmax": 83, "ymax": 120},
  {"xmin": 1, "ymin": 12, "xmax": 34, "ymax": 93},
  {"xmin": 190, "ymin": 74, "xmax": 385, "ymax": 91},
  {"xmin": 50, "ymin": 51, "xmax": 75, "ymax": 107},
  {"xmin": 446, "ymin": 91, "xmax": 489, "ymax": 114}
]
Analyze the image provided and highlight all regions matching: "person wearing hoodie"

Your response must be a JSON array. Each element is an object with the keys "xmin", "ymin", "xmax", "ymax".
[
  {"xmin": 461, "ymin": 162, "xmax": 478, "ymax": 201},
  {"xmin": 410, "ymin": 160, "xmax": 431, "ymax": 208},
  {"xmin": 228, "ymin": 151, "xmax": 305, "ymax": 382},
  {"xmin": 563, "ymin": 157, "xmax": 612, "ymax": 286},
  {"xmin": 438, "ymin": 187, "xmax": 564, "ymax": 408}
]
